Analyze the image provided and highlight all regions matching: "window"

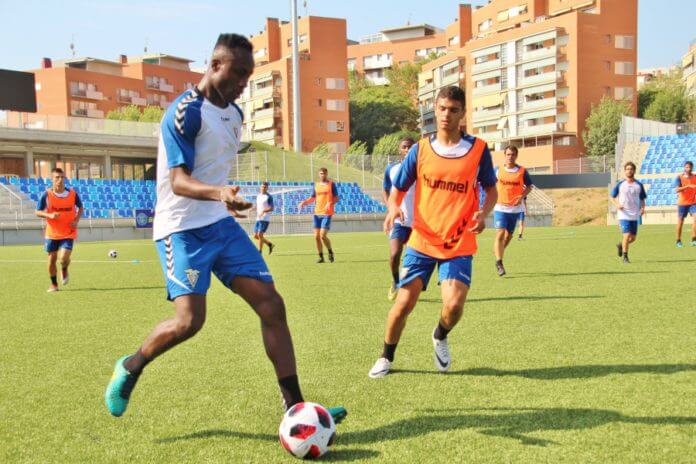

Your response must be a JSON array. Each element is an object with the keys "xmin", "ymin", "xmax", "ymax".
[
  {"xmin": 326, "ymin": 78, "xmax": 345, "ymax": 90},
  {"xmin": 615, "ymin": 61, "xmax": 635, "ymax": 76},
  {"xmin": 326, "ymin": 99, "xmax": 345, "ymax": 111},
  {"xmin": 315, "ymin": 98, "xmax": 323, "ymax": 107},
  {"xmin": 614, "ymin": 87, "xmax": 634, "ymax": 100},
  {"xmin": 615, "ymin": 35, "xmax": 635, "ymax": 50},
  {"xmin": 326, "ymin": 120, "xmax": 345, "ymax": 132},
  {"xmin": 479, "ymin": 19, "xmax": 492, "ymax": 32},
  {"xmin": 347, "ymin": 58, "xmax": 356, "ymax": 71},
  {"xmin": 448, "ymin": 36, "xmax": 460, "ymax": 47},
  {"xmin": 314, "ymin": 77, "xmax": 322, "ymax": 86},
  {"xmin": 253, "ymin": 48, "xmax": 267, "ymax": 59}
]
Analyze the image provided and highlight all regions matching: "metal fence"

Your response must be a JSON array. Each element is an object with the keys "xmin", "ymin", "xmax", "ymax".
[{"xmin": 0, "ymin": 111, "xmax": 161, "ymax": 138}]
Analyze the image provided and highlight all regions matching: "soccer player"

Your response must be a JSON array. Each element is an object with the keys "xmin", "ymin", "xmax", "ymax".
[
  {"xmin": 104, "ymin": 34, "xmax": 345, "ymax": 423},
  {"xmin": 493, "ymin": 146, "xmax": 533, "ymax": 276},
  {"xmin": 610, "ymin": 161, "xmax": 646, "ymax": 264},
  {"xmin": 517, "ymin": 198, "xmax": 526, "ymax": 240},
  {"xmin": 34, "ymin": 167, "xmax": 83, "ymax": 292},
  {"xmin": 673, "ymin": 160, "xmax": 696, "ymax": 247},
  {"xmin": 254, "ymin": 181, "xmax": 275, "ymax": 254},
  {"xmin": 298, "ymin": 168, "xmax": 339, "ymax": 263},
  {"xmin": 382, "ymin": 136, "xmax": 416, "ymax": 300},
  {"xmin": 368, "ymin": 86, "xmax": 497, "ymax": 378}
]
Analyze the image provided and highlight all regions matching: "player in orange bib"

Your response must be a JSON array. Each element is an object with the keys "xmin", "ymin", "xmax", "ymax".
[
  {"xmin": 368, "ymin": 86, "xmax": 498, "ymax": 378},
  {"xmin": 35, "ymin": 168, "xmax": 83, "ymax": 292},
  {"xmin": 298, "ymin": 167, "xmax": 340, "ymax": 263},
  {"xmin": 673, "ymin": 160, "xmax": 696, "ymax": 247},
  {"xmin": 492, "ymin": 146, "xmax": 534, "ymax": 276}
]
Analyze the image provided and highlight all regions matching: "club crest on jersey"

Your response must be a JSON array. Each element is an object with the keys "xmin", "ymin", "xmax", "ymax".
[{"xmin": 185, "ymin": 269, "xmax": 200, "ymax": 288}]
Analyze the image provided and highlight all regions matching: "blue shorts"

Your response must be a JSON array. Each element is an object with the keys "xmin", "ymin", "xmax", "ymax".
[
  {"xmin": 399, "ymin": 247, "xmax": 473, "ymax": 291},
  {"xmin": 518, "ymin": 211, "xmax": 525, "ymax": 221},
  {"xmin": 254, "ymin": 220, "xmax": 270, "ymax": 234},
  {"xmin": 45, "ymin": 238, "xmax": 74, "ymax": 253},
  {"xmin": 494, "ymin": 211, "xmax": 519, "ymax": 233},
  {"xmin": 619, "ymin": 220, "xmax": 639, "ymax": 235},
  {"xmin": 313, "ymin": 215, "xmax": 332, "ymax": 230},
  {"xmin": 677, "ymin": 204, "xmax": 696, "ymax": 218},
  {"xmin": 389, "ymin": 223, "xmax": 412, "ymax": 243},
  {"xmin": 156, "ymin": 217, "xmax": 273, "ymax": 301}
]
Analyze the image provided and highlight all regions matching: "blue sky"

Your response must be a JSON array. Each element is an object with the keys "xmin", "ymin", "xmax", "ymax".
[{"xmin": 1, "ymin": 0, "xmax": 694, "ymax": 71}]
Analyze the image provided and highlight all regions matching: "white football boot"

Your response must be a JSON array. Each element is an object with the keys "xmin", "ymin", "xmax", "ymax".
[
  {"xmin": 368, "ymin": 357, "xmax": 392, "ymax": 379},
  {"xmin": 432, "ymin": 333, "xmax": 451, "ymax": 373}
]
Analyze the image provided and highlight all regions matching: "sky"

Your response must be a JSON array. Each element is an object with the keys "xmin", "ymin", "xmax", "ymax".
[{"xmin": 1, "ymin": 0, "xmax": 694, "ymax": 71}]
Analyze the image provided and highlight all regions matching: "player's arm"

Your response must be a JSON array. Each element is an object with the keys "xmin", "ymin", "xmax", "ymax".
[
  {"xmin": 639, "ymin": 182, "xmax": 647, "ymax": 216},
  {"xmin": 330, "ymin": 182, "xmax": 339, "ymax": 206},
  {"xmin": 469, "ymin": 146, "xmax": 498, "ymax": 234},
  {"xmin": 518, "ymin": 171, "xmax": 534, "ymax": 204},
  {"xmin": 384, "ymin": 145, "xmax": 418, "ymax": 232},
  {"xmin": 382, "ymin": 165, "xmax": 392, "ymax": 205},
  {"xmin": 264, "ymin": 195, "xmax": 274, "ymax": 214},
  {"xmin": 70, "ymin": 191, "xmax": 84, "ymax": 228},
  {"xmin": 673, "ymin": 177, "xmax": 693, "ymax": 192},
  {"xmin": 298, "ymin": 188, "xmax": 316, "ymax": 209},
  {"xmin": 35, "ymin": 192, "xmax": 58, "ymax": 219},
  {"xmin": 163, "ymin": 101, "xmax": 250, "ymax": 213},
  {"xmin": 610, "ymin": 182, "xmax": 623, "ymax": 210}
]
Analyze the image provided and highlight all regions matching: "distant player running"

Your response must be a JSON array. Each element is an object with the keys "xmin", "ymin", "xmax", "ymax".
[
  {"xmin": 382, "ymin": 136, "xmax": 416, "ymax": 300},
  {"xmin": 493, "ymin": 146, "xmax": 533, "ymax": 276},
  {"xmin": 104, "ymin": 34, "xmax": 345, "ymax": 423},
  {"xmin": 298, "ymin": 167, "xmax": 339, "ymax": 263},
  {"xmin": 35, "ymin": 167, "xmax": 83, "ymax": 292},
  {"xmin": 368, "ymin": 86, "xmax": 497, "ymax": 378},
  {"xmin": 673, "ymin": 160, "xmax": 696, "ymax": 247},
  {"xmin": 610, "ymin": 162, "xmax": 646, "ymax": 264},
  {"xmin": 254, "ymin": 181, "xmax": 275, "ymax": 254}
]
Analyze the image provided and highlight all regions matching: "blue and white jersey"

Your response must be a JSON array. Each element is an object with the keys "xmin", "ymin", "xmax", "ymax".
[
  {"xmin": 256, "ymin": 193, "xmax": 274, "ymax": 221},
  {"xmin": 153, "ymin": 89, "xmax": 244, "ymax": 241},
  {"xmin": 384, "ymin": 161, "xmax": 415, "ymax": 227},
  {"xmin": 611, "ymin": 179, "xmax": 646, "ymax": 221}
]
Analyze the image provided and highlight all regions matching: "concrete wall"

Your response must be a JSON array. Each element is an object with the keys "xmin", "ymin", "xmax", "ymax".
[{"xmin": 533, "ymin": 173, "xmax": 611, "ymax": 189}]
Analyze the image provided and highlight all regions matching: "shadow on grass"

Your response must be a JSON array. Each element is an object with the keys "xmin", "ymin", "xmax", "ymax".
[
  {"xmin": 645, "ymin": 259, "xmax": 696, "ymax": 263},
  {"xmin": 391, "ymin": 363, "xmax": 696, "ymax": 380},
  {"xmin": 419, "ymin": 295, "xmax": 603, "ymax": 304},
  {"xmin": 506, "ymin": 270, "xmax": 667, "ymax": 279},
  {"xmin": 340, "ymin": 407, "xmax": 696, "ymax": 447},
  {"xmin": 62, "ymin": 286, "xmax": 161, "ymax": 292}
]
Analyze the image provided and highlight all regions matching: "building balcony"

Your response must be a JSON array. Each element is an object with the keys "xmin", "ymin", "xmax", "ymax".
[
  {"xmin": 146, "ymin": 81, "xmax": 174, "ymax": 93},
  {"xmin": 476, "ymin": 129, "xmax": 502, "ymax": 141},
  {"xmin": 252, "ymin": 107, "xmax": 277, "ymax": 120},
  {"xmin": 365, "ymin": 75, "xmax": 389, "ymax": 85},
  {"xmin": 420, "ymin": 103, "xmax": 434, "ymax": 114},
  {"xmin": 363, "ymin": 57, "xmax": 392, "ymax": 70},
  {"xmin": 520, "ymin": 71, "xmax": 562, "ymax": 87},
  {"xmin": 520, "ymin": 97, "xmax": 557, "ymax": 111},
  {"xmin": 252, "ymin": 128, "xmax": 278, "ymax": 142},
  {"xmin": 518, "ymin": 122, "xmax": 561, "ymax": 136},
  {"xmin": 70, "ymin": 108, "xmax": 104, "ymax": 118},
  {"xmin": 421, "ymin": 121, "xmax": 436, "ymax": 133},
  {"xmin": 473, "ymin": 107, "xmax": 503, "ymax": 121},
  {"xmin": 472, "ymin": 58, "xmax": 501, "ymax": 74},
  {"xmin": 441, "ymin": 72, "xmax": 460, "ymax": 86},
  {"xmin": 522, "ymin": 46, "xmax": 557, "ymax": 62},
  {"xmin": 472, "ymin": 82, "xmax": 502, "ymax": 96},
  {"xmin": 117, "ymin": 95, "xmax": 147, "ymax": 106},
  {"xmin": 71, "ymin": 88, "xmax": 103, "ymax": 100},
  {"xmin": 418, "ymin": 82, "xmax": 435, "ymax": 94}
]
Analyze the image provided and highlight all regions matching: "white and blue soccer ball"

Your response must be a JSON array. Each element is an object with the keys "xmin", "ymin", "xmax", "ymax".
[
  {"xmin": 279, "ymin": 402, "xmax": 336, "ymax": 459},
  {"xmin": 108, "ymin": 249, "xmax": 118, "ymax": 259}
]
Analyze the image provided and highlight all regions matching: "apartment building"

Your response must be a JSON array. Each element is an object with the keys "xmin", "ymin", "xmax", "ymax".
[
  {"xmin": 239, "ymin": 16, "xmax": 350, "ymax": 153},
  {"xmin": 418, "ymin": 0, "xmax": 638, "ymax": 172},
  {"xmin": 682, "ymin": 40, "xmax": 696, "ymax": 96},
  {"xmin": 347, "ymin": 23, "xmax": 447, "ymax": 85},
  {"xmin": 30, "ymin": 54, "xmax": 202, "ymax": 119}
]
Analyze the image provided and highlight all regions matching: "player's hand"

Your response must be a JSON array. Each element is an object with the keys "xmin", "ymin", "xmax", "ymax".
[
  {"xmin": 467, "ymin": 210, "xmax": 486, "ymax": 234},
  {"xmin": 513, "ymin": 197, "xmax": 522, "ymax": 206},
  {"xmin": 50, "ymin": 212, "xmax": 60, "ymax": 219},
  {"xmin": 617, "ymin": 205, "xmax": 624, "ymax": 211},
  {"xmin": 221, "ymin": 186, "xmax": 252, "ymax": 218},
  {"xmin": 383, "ymin": 206, "xmax": 403, "ymax": 234},
  {"xmin": 69, "ymin": 220, "xmax": 79, "ymax": 229},
  {"xmin": 640, "ymin": 208, "xmax": 645, "ymax": 216}
]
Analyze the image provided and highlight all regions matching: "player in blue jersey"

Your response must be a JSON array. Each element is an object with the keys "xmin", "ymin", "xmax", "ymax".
[
  {"xmin": 254, "ymin": 182, "xmax": 275, "ymax": 254},
  {"xmin": 382, "ymin": 136, "xmax": 415, "ymax": 300},
  {"xmin": 610, "ymin": 162, "xmax": 646, "ymax": 264},
  {"xmin": 104, "ymin": 34, "xmax": 345, "ymax": 423}
]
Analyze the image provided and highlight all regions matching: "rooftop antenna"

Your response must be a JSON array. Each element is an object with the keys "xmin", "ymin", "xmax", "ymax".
[
  {"xmin": 303, "ymin": 0, "xmax": 308, "ymax": 15},
  {"xmin": 69, "ymin": 34, "xmax": 76, "ymax": 57},
  {"xmin": 144, "ymin": 38, "xmax": 149, "ymax": 53}
]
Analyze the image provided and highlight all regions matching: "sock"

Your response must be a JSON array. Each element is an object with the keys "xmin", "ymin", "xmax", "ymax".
[
  {"xmin": 50, "ymin": 275, "xmax": 58, "ymax": 286},
  {"xmin": 692, "ymin": 236, "xmax": 696, "ymax": 242},
  {"xmin": 123, "ymin": 349, "xmax": 150, "ymax": 376},
  {"xmin": 433, "ymin": 321, "xmax": 451, "ymax": 341},
  {"xmin": 495, "ymin": 259, "xmax": 503, "ymax": 266},
  {"xmin": 381, "ymin": 342, "xmax": 397, "ymax": 362},
  {"xmin": 62, "ymin": 266, "xmax": 68, "ymax": 275},
  {"xmin": 278, "ymin": 375, "xmax": 304, "ymax": 410},
  {"xmin": 319, "ymin": 252, "xmax": 324, "ymax": 259},
  {"xmin": 328, "ymin": 248, "xmax": 334, "ymax": 255},
  {"xmin": 622, "ymin": 252, "xmax": 628, "ymax": 258}
]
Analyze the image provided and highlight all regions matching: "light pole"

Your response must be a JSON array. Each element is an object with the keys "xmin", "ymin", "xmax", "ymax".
[{"xmin": 291, "ymin": 0, "xmax": 302, "ymax": 153}]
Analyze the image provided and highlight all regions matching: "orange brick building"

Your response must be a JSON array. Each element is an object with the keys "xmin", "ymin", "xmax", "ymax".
[
  {"xmin": 240, "ymin": 16, "xmax": 350, "ymax": 153},
  {"xmin": 30, "ymin": 54, "xmax": 202, "ymax": 119},
  {"xmin": 418, "ymin": 0, "xmax": 638, "ymax": 172}
]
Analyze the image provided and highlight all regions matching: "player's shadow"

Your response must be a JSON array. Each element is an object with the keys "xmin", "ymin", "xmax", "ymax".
[
  {"xmin": 62, "ymin": 286, "xmax": 161, "ymax": 292},
  {"xmin": 506, "ymin": 270, "xmax": 667, "ymax": 278},
  {"xmin": 419, "ymin": 294, "xmax": 602, "ymax": 303},
  {"xmin": 391, "ymin": 363, "xmax": 696, "ymax": 380},
  {"xmin": 339, "ymin": 407, "xmax": 696, "ymax": 447}
]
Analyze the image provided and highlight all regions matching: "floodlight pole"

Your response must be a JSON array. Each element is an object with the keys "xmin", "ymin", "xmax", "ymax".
[{"xmin": 291, "ymin": 0, "xmax": 302, "ymax": 153}]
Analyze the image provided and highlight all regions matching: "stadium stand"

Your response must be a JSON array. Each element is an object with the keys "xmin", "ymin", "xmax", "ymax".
[
  {"xmin": 637, "ymin": 134, "xmax": 696, "ymax": 207},
  {"xmin": 0, "ymin": 177, "xmax": 387, "ymax": 219}
]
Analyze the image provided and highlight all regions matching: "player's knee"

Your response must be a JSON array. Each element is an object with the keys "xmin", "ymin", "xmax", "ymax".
[
  {"xmin": 59, "ymin": 257, "xmax": 70, "ymax": 267},
  {"xmin": 443, "ymin": 301, "xmax": 464, "ymax": 319},
  {"xmin": 174, "ymin": 312, "xmax": 205, "ymax": 339},
  {"xmin": 257, "ymin": 292, "xmax": 287, "ymax": 325}
]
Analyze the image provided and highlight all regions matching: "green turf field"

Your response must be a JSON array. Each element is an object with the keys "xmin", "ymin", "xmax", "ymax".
[{"xmin": 1, "ymin": 225, "xmax": 695, "ymax": 463}]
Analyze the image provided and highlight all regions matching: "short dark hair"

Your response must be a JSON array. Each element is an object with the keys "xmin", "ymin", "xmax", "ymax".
[
  {"xmin": 624, "ymin": 161, "xmax": 636, "ymax": 170},
  {"xmin": 504, "ymin": 146, "xmax": 519, "ymax": 156},
  {"xmin": 215, "ymin": 33, "xmax": 253, "ymax": 53},
  {"xmin": 319, "ymin": 167, "xmax": 328, "ymax": 174},
  {"xmin": 261, "ymin": 181, "xmax": 269, "ymax": 187},
  {"xmin": 436, "ymin": 86, "xmax": 465, "ymax": 107},
  {"xmin": 400, "ymin": 136, "xmax": 416, "ymax": 146},
  {"xmin": 51, "ymin": 167, "xmax": 64, "ymax": 175},
  {"xmin": 685, "ymin": 161, "xmax": 693, "ymax": 168}
]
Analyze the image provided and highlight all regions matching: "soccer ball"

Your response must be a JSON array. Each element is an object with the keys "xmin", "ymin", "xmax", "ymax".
[
  {"xmin": 279, "ymin": 402, "xmax": 336, "ymax": 459},
  {"xmin": 108, "ymin": 249, "xmax": 118, "ymax": 259}
]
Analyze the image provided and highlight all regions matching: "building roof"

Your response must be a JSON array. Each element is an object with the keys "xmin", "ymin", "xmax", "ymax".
[
  {"xmin": 54, "ymin": 57, "xmax": 122, "ymax": 67},
  {"xmin": 380, "ymin": 23, "xmax": 441, "ymax": 34},
  {"xmin": 129, "ymin": 53, "xmax": 194, "ymax": 63}
]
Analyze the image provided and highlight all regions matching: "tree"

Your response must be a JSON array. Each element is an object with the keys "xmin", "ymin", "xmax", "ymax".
[
  {"xmin": 343, "ymin": 140, "xmax": 369, "ymax": 169},
  {"xmin": 385, "ymin": 62, "xmax": 422, "ymax": 104},
  {"xmin": 140, "ymin": 105, "xmax": 165, "ymax": 123},
  {"xmin": 583, "ymin": 96, "xmax": 631, "ymax": 158},
  {"xmin": 371, "ymin": 130, "xmax": 420, "ymax": 174},
  {"xmin": 638, "ymin": 71, "xmax": 696, "ymax": 123},
  {"xmin": 106, "ymin": 105, "xmax": 164, "ymax": 123}
]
